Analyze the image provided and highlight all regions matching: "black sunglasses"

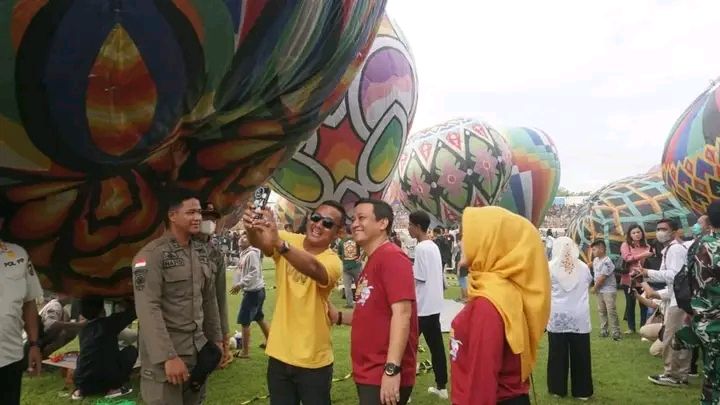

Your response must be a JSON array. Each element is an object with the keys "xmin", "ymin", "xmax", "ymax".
[{"xmin": 310, "ymin": 213, "xmax": 337, "ymax": 229}]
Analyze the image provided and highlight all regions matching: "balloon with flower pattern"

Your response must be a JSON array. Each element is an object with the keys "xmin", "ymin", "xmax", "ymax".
[
  {"xmin": 662, "ymin": 81, "xmax": 720, "ymax": 216},
  {"xmin": 497, "ymin": 127, "xmax": 561, "ymax": 227},
  {"xmin": 269, "ymin": 13, "xmax": 417, "ymax": 216},
  {"xmin": 0, "ymin": 1, "xmax": 386, "ymax": 297},
  {"xmin": 394, "ymin": 118, "xmax": 513, "ymax": 226}
]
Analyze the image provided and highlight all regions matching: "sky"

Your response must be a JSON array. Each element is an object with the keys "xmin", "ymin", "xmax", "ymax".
[{"xmin": 385, "ymin": 0, "xmax": 720, "ymax": 192}]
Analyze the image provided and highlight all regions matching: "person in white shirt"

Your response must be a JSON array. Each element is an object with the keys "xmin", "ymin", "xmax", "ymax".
[
  {"xmin": 640, "ymin": 218, "xmax": 690, "ymax": 387},
  {"xmin": 407, "ymin": 211, "xmax": 447, "ymax": 399},
  {"xmin": 635, "ymin": 283, "xmax": 671, "ymax": 357},
  {"xmin": 38, "ymin": 294, "xmax": 85, "ymax": 358},
  {"xmin": 230, "ymin": 233, "xmax": 270, "ymax": 358},
  {"xmin": 0, "ymin": 208, "xmax": 44, "ymax": 405},
  {"xmin": 546, "ymin": 237, "xmax": 594, "ymax": 400}
]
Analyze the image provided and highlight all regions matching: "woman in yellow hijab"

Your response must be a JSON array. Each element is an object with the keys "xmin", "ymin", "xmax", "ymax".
[{"xmin": 449, "ymin": 207, "xmax": 550, "ymax": 405}]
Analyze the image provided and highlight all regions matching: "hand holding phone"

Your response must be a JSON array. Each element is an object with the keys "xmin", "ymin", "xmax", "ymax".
[{"xmin": 252, "ymin": 186, "xmax": 271, "ymax": 219}]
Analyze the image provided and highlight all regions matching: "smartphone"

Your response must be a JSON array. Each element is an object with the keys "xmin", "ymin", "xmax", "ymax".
[{"xmin": 252, "ymin": 186, "xmax": 271, "ymax": 218}]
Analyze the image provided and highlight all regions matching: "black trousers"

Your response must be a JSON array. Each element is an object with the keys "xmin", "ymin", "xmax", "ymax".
[
  {"xmin": 267, "ymin": 357, "xmax": 333, "ymax": 405},
  {"xmin": 356, "ymin": 384, "xmax": 413, "ymax": 405},
  {"xmin": 623, "ymin": 286, "xmax": 648, "ymax": 332},
  {"xmin": 76, "ymin": 346, "xmax": 138, "ymax": 396},
  {"xmin": 547, "ymin": 332, "xmax": 593, "ymax": 398},
  {"xmin": 0, "ymin": 359, "xmax": 24, "ymax": 405},
  {"xmin": 418, "ymin": 313, "xmax": 448, "ymax": 389}
]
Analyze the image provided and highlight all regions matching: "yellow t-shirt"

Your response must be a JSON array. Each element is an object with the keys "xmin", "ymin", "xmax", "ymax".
[{"xmin": 265, "ymin": 231, "xmax": 342, "ymax": 368}]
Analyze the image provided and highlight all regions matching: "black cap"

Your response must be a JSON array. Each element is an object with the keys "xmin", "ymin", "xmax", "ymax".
[{"xmin": 201, "ymin": 201, "xmax": 221, "ymax": 220}]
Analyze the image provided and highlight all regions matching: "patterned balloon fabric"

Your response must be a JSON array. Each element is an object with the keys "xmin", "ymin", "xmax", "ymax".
[
  {"xmin": 394, "ymin": 118, "xmax": 513, "ymax": 226},
  {"xmin": 662, "ymin": 80, "xmax": 720, "ymax": 216},
  {"xmin": 273, "ymin": 194, "xmax": 309, "ymax": 233},
  {"xmin": 0, "ymin": 1, "xmax": 386, "ymax": 297},
  {"xmin": 497, "ymin": 127, "xmax": 561, "ymax": 227},
  {"xmin": 269, "ymin": 13, "xmax": 417, "ymax": 216},
  {"xmin": 567, "ymin": 171, "xmax": 696, "ymax": 263}
]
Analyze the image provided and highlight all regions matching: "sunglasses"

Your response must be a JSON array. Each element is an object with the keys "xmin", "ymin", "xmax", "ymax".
[{"xmin": 310, "ymin": 213, "xmax": 337, "ymax": 229}]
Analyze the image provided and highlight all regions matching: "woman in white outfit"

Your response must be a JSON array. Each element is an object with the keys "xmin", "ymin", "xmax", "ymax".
[{"xmin": 546, "ymin": 237, "xmax": 594, "ymax": 400}]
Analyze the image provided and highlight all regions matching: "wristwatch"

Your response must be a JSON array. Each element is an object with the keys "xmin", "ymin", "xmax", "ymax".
[
  {"xmin": 27, "ymin": 340, "xmax": 39, "ymax": 348},
  {"xmin": 277, "ymin": 240, "xmax": 290, "ymax": 255},
  {"xmin": 384, "ymin": 362, "xmax": 401, "ymax": 376}
]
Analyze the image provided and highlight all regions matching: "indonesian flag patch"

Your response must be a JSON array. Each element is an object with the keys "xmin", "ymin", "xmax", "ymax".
[{"xmin": 133, "ymin": 258, "xmax": 148, "ymax": 291}]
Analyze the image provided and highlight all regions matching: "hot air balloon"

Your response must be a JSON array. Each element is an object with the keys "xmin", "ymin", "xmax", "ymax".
[
  {"xmin": 395, "ymin": 118, "xmax": 513, "ymax": 226},
  {"xmin": 273, "ymin": 194, "xmax": 309, "ymax": 233},
  {"xmin": 497, "ymin": 127, "xmax": 561, "ymax": 227},
  {"xmin": 567, "ymin": 171, "xmax": 696, "ymax": 262},
  {"xmin": 269, "ymin": 13, "xmax": 417, "ymax": 216},
  {"xmin": 662, "ymin": 80, "xmax": 720, "ymax": 216},
  {"xmin": 0, "ymin": 0, "xmax": 386, "ymax": 297}
]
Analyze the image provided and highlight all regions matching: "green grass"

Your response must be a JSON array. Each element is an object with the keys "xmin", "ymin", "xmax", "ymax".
[{"xmin": 21, "ymin": 259, "xmax": 699, "ymax": 404}]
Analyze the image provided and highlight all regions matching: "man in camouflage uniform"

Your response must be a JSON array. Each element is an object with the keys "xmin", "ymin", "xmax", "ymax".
[{"xmin": 678, "ymin": 201, "xmax": 720, "ymax": 405}]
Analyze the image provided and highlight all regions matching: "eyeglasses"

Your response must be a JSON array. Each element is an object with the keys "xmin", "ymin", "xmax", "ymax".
[{"xmin": 310, "ymin": 213, "xmax": 336, "ymax": 229}]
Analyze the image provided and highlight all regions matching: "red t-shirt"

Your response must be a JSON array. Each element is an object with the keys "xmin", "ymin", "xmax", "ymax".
[
  {"xmin": 450, "ymin": 297, "xmax": 529, "ymax": 405},
  {"xmin": 351, "ymin": 242, "xmax": 418, "ymax": 387}
]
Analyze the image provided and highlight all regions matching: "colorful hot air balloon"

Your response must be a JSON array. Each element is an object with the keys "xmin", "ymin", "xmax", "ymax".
[
  {"xmin": 273, "ymin": 194, "xmax": 309, "ymax": 233},
  {"xmin": 662, "ymin": 80, "xmax": 720, "ymax": 216},
  {"xmin": 497, "ymin": 127, "xmax": 561, "ymax": 227},
  {"xmin": 0, "ymin": 1, "xmax": 386, "ymax": 297},
  {"xmin": 395, "ymin": 118, "xmax": 513, "ymax": 226},
  {"xmin": 269, "ymin": 13, "xmax": 417, "ymax": 216},
  {"xmin": 567, "ymin": 170, "xmax": 696, "ymax": 263}
]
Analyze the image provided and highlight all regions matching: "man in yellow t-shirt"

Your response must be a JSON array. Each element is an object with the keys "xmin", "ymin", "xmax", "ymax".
[{"xmin": 243, "ymin": 200, "xmax": 344, "ymax": 405}]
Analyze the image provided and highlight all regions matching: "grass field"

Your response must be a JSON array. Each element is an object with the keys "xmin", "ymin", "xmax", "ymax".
[{"xmin": 21, "ymin": 259, "xmax": 700, "ymax": 404}]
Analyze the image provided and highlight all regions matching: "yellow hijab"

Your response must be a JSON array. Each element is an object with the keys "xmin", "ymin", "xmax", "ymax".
[{"xmin": 462, "ymin": 206, "xmax": 550, "ymax": 381}]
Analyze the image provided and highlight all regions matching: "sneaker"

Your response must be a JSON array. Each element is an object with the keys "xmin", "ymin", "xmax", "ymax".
[
  {"xmin": 599, "ymin": 331, "xmax": 609, "ymax": 338},
  {"xmin": 689, "ymin": 372, "xmax": 699, "ymax": 378},
  {"xmin": 576, "ymin": 397, "xmax": 591, "ymax": 401},
  {"xmin": 612, "ymin": 334, "xmax": 622, "ymax": 341},
  {"xmin": 71, "ymin": 390, "xmax": 83, "ymax": 401},
  {"xmin": 648, "ymin": 374, "xmax": 683, "ymax": 387},
  {"xmin": 428, "ymin": 387, "xmax": 449, "ymax": 399},
  {"xmin": 105, "ymin": 386, "xmax": 133, "ymax": 399},
  {"xmin": 624, "ymin": 330, "xmax": 636, "ymax": 335}
]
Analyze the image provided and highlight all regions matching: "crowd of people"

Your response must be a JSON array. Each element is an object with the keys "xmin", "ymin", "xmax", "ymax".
[
  {"xmin": 541, "ymin": 204, "xmax": 583, "ymax": 229},
  {"xmin": 2, "ymin": 190, "xmax": 719, "ymax": 405}
]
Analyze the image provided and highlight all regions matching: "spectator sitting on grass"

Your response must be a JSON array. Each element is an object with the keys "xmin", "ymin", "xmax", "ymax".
[{"xmin": 71, "ymin": 297, "xmax": 137, "ymax": 401}]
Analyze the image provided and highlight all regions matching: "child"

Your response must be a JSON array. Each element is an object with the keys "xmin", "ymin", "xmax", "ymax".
[
  {"xmin": 590, "ymin": 240, "xmax": 621, "ymax": 341},
  {"xmin": 71, "ymin": 297, "xmax": 137, "ymax": 400}
]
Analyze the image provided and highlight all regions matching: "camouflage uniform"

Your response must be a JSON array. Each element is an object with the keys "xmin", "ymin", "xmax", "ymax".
[{"xmin": 677, "ymin": 232, "xmax": 720, "ymax": 405}]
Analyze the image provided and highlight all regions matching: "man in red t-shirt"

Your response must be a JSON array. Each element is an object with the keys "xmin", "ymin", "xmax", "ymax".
[{"xmin": 328, "ymin": 198, "xmax": 418, "ymax": 405}]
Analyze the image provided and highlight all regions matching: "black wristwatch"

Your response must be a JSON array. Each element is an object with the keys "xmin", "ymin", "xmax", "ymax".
[
  {"xmin": 28, "ymin": 340, "xmax": 39, "ymax": 348},
  {"xmin": 277, "ymin": 240, "xmax": 290, "ymax": 255},
  {"xmin": 384, "ymin": 362, "xmax": 401, "ymax": 376}
]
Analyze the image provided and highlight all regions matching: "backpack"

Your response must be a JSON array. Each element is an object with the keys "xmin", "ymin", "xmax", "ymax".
[
  {"xmin": 674, "ymin": 265, "xmax": 693, "ymax": 315},
  {"xmin": 674, "ymin": 239, "xmax": 696, "ymax": 315}
]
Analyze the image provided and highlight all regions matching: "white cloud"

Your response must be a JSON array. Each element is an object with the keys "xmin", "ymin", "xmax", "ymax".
[{"xmin": 386, "ymin": 0, "xmax": 720, "ymax": 191}]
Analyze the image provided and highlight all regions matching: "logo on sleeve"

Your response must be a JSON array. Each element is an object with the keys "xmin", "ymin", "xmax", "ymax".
[{"xmin": 133, "ymin": 258, "xmax": 148, "ymax": 291}]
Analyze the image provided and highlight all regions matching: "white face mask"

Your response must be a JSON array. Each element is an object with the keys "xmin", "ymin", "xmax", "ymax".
[
  {"xmin": 200, "ymin": 220, "xmax": 216, "ymax": 235},
  {"xmin": 655, "ymin": 230, "xmax": 671, "ymax": 243}
]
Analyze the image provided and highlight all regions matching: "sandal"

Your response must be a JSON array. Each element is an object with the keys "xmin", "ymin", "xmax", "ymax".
[{"xmin": 71, "ymin": 390, "xmax": 83, "ymax": 401}]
